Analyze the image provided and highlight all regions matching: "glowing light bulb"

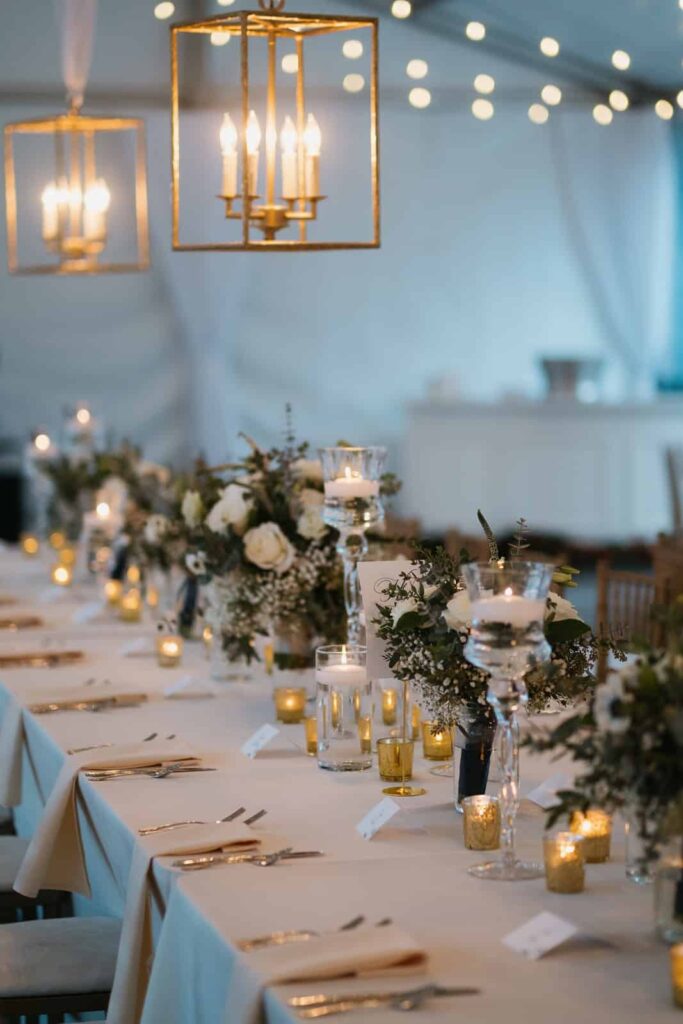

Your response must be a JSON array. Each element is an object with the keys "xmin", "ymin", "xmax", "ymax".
[
  {"xmin": 611, "ymin": 49, "xmax": 630, "ymax": 71},
  {"xmin": 246, "ymin": 110, "xmax": 262, "ymax": 155},
  {"xmin": 96, "ymin": 501, "xmax": 111, "ymax": 519},
  {"xmin": 280, "ymin": 116, "xmax": 297, "ymax": 155},
  {"xmin": 609, "ymin": 90, "xmax": 629, "ymax": 111},
  {"xmin": 84, "ymin": 179, "xmax": 111, "ymax": 214},
  {"xmin": 406, "ymin": 59, "xmax": 428, "ymax": 79},
  {"xmin": 472, "ymin": 98, "xmax": 494, "ymax": 120},
  {"xmin": 409, "ymin": 87, "xmax": 431, "ymax": 108},
  {"xmin": 34, "ymin": 433, "xmax": 51, "ymax": 452},
  {"xmin": 210, "ymin": 31, "xmax": 230, "ymax": 46},
  {"xmin": 76, "ymin": 407, "xmax": 91, "ymax": 425},
  {"xmin": 541, "ymin": 84, "xmax": 562, "ymax": 105},
  {"xmin": 465, "ymin": 21, "xmax": 486, "ymax": 41},
  {"xmin": 655, "ymin": 99, "xmax": 674, "ymax": 120},
  {"xmin": 41, "ymin": 183, "xmax": 59, "ymax": 210},
  {"xmin": 303, "ymin": 114, "xmax": 321, "ymax": 157},
  {"xmin": 281, "ymin": 53, "xmax": 298, "ymax": 73},
  {"xmin": 474, "ymin": 73, "xmax": 495, "ymax": 94},
  {"xmin": 540, "ymin": 36, "xmax": 560, "ymax": 58},
  {"xmin": 154, "ymin": 2, "xmax": 174, "ymax": 19},
  {"xmin": 593, "ymin": 104, "xmax": 613, "ymax": 125},
  {"xmin": 220, "ymin": 113, "xmax": 237, "ymax": 155},
  {"xmin": 391, "ymin": 0, "xmax": 412, "ymax": 18},
  {"xmin": 504, "ymin": 587, "xmax": 513, "ymax": 597},
  {"xmin": 343, "ymin": 39, "xmax": 363, "ymax": 59},
  {"xmin": 343, "ymin": 74, "xmax": 365, "ymax": 93},
  {"xmin": 528, "ymin": 103, "xmax": 549, "ymax": 124}
]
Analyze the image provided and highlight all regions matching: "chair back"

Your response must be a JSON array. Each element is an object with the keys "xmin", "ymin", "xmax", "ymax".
[
  {"xmin": 595, "ymin": 559, "xmax": 658, "ymax": 680},
  {"xmin": 653, "ymin": 533, "xmax": 683, "ymax": 602},
  {"xmin": 665, "ymin": 446, "xmax": 683, "ymax": 535}
]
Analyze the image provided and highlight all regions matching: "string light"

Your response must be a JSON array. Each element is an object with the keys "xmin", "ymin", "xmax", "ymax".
[
  {"xmin": 210, "ymin": 32, "xmax": 230, "ymax": 46},
  {"xmin": 541, "ymin": 84, "xmax": 562, "ymax": 105},
  {"xmin": 281, "ymin": 54, "xmax": 298, "ymax": 73},
  {"xmin": 609, "ymin": 90, "xmax": 629, "ymax": 111},
  {"xmin": 154, "ymin": 2, "xmax": 174, "ymax": 18},
  {"xmin": 528, "ymin": 103, "xmax": 549, "ymax": 124},
  {"xmin": 593, "ymin": 104, "xmax": 613, "ymax": 125},
  {"xmin": 465, "ymin": 21, "xmax": 486, "ymax": 42},
  {"xmin": 391, "ymin": 0, "xmax": 412, "ymax": 18},
  {"xmin": 472, "ymin": 98, "xmax": 494, "ymax": 120},
  {"xmin": 406, "ymin": 59, "xmax": 429, "ymax": 79},
  {"xmin": 611, "ymin": 50, "xmax": 631, "ymax": 71},
  {"xmin": 474, "ymin": 73, "xmax": 495, "ymax": 94},
  {"xmin": 655, "ymin": 99, "xmax": 674, "ymax": 120},
  {"xmin": 540, "ymin": 37, "xmax": 560, "ymax": 57},
  {"xmin": 409, "ymin": 87, "xmax": 431, "ymax": 109},
  {"xmin": 342, "ymin": 40, "xmax": 363, "ymax": 59},
  {"xmin": 343, "ymin": 74, "xmax": 365, "ymax": 93}
]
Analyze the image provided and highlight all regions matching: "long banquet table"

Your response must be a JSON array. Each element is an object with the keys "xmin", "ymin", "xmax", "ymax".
[{"xmin": 0, "ymin": 547, "xmax": 677, "ymax": 1023}]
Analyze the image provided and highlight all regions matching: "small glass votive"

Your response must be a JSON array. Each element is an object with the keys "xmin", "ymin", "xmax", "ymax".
[
  {"xmin": 20, "ymin": 533, "xmax": 40, "ymax": 557},
  {"xmin": 381, "ymin": 688, "xmax": 398, "ymax": 726},
  {"xmin": 202, "ymin": 624, "xmax": 213, "ymax": 657},
  {"xmin": 304, "ymin": 715, "xmax": 318, "ymax": 756},
  {"xmin": 358, "ymin": 714, "xmax": 372, "ymax": 753},
  {"xmin": 377, "ymin": 737, "xmax": 414, "ymax": 781},
  {"xmin": 58, "ymin": 546, "xmax": 77, "ymax": 567},
  {"xmin": 316, "ymin": 645, "xmax": 372, "ymax": 771},
  {"xmin": 119, "ymin": 588, "xmax": 142, "ymax": 622},
  {"xmin": 412, "ymin": 704, "xmax": 421, "ymax": 739},
  {"xmin": 462, "ymin": 795, "xmax": 501, "ymax": 850},
  {"xmin": 421, "ymin": 721, "xmax": 453, "ymax": 760},
  {"xmin": 146, "ymin": 585, "xmax": 160, "ymax": 610},
  {"xmin": 157, "ymin": 635, "xmax": 183, "ymax": 668},
  {"xmin": 569, "ymin": 809, "xmax": 612, "ymax": 863},
  {"xmin": 671, "ymin": 945, "xmax": 683, "ymax": 1008},
  {"xmin": 49, "ymin": 530, "xmax": 66, "ymax": 550},
  {"xmin": 51, "ymin": 563, "xmax": 73, "ymax": 587},
  {"xmin": 544, "ymin": 832, "xmax": 586, "ymax": 894},
  {"xmin": 104, "ymin": 579, "xmax": 123, "ymax": 606},
  {"xmin": 274, "ymin": 687, "xmax": 307, "ymax": 724},
  {"xmin": 126, "ymin": 564, "xmax": 142, "ymax": 585}
]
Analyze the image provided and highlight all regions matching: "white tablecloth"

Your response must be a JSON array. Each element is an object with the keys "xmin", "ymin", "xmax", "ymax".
[{"xmin": 0, "ymin": 549, "xmax": 677, "ymax": 1023}]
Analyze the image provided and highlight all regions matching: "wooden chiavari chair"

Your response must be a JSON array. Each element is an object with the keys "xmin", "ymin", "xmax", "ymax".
[
  {"xmin": 653, "ymin": 532, "xmax": 683, "ymax": 602},
  {"xmin": 595, "ymin": 559, "xmax": 659, "ymax": 681},
  {"xmin": 665, "ymin": 446, "xmax": 683, "ymax": 535}
]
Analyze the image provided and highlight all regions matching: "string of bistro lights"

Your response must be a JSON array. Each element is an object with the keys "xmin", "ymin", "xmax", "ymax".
[{"xmin": 152, "ymin": 0, "xmax": 683, "ymax": 125}]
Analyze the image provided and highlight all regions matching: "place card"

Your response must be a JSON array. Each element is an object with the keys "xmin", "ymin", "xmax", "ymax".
[
  {"xmin": 120, "ymin": 637, "xmax": 155, "ymax": 658},
  {"xmin": 502, "ymin": 912, "xmax": 578, "ymax": 960},
  {"xmin": 72, "ymin": 601, "xmax": 106, "ymax": 625},
  {"xmin": 526, "ymin": 771, "xmax": 572, "ymax": 810},
  {"xmin": 163, "ymin": 675, "xmax": 215, "ymax": 700},
  {"xmin": 356, "ymin": 796, "xmax": 401, "ymax": 840},
  {"xmin": 241, "ymin": 723, "xmax": 279, "ymax": 759}
]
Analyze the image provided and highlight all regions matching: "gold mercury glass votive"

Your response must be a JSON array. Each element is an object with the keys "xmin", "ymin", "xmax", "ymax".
[
  {"xmin": 304, "ymin": 715, "xmax": 318, "ymax": 756},
  {"xmin": 381, "ymin": 688, "xmax": 397, "ymax": 726},
  {"xmin": 51, "ymin": 563, "xmax": 73, "ymax": 587},
  {"xmin": 20, "ymin": 533, "xmax": 40, "ymax": 557},
  {"xmin": 670, "ymin": 944, "xmax": 683, "ymax": 1008},
  {"xmin": 569, "ymin": 809, "xmax": 612, "ymax": 863},
  {"xmin": 156, "ymin": 635, "xmax": 184, "ymax": 668},
  {"xmin": 104, "ymin": 579, "xmax": 123, "ymax": 607},
  {"xmin": 126, "ymin": 564, "xmax": 142, "ymax": 585},
  {"xmin": 49, "ymin": 530, "xmax": 66, "ymax": 550},
  {"xmin": 119, "ymin": 589, "xmax": 142, "ymax": 622},
  {"xmin": 358, "ymin": 714, "xmax": 372, "ymax": 754},
  {"xmin": 377, "ymin": 737, "xmax": 414, "ymax": 781},
  {"xmin": 146, "ymin": 585, "xmax": 159, "ymax": 610},
  {"xmin": 421, "ymin": 720, "xmax": 453, "ymax": 760},
  {"xmin": 273, "ymin": 687, "xmax": 307, "ymax": 724},
  {"xmin": 462, "ymin": 795, "xmax": 501, "ymax": 851},
  {"xmin": 58, "ymin": 546, "xmax": 76, "ymax": 567},
  {"xmin": 544, "ymin": 832, "xmax": 586, "ymax": 894}
]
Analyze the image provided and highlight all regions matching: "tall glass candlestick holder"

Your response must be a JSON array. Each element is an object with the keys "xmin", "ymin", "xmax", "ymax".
[
  {"xmin": 320, "ymin": 446, "xmax": 386, "ymax": 644},
  {"xmin": 462, "ymin": 561, "xmax": 552, "ymax": 881}
]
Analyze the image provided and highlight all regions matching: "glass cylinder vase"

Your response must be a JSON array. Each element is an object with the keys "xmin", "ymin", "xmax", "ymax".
[{"xmin": 316, "ymin": 644, "xmax": 372, "ymax": 771}]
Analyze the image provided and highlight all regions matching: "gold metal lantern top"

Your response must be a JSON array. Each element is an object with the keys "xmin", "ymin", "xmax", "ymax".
[{"xmin": 171, "ymin": 0, "xmax": 380, "ymax": 251}]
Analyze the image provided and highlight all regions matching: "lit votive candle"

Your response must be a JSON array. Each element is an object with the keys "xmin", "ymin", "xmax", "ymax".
[
  {"xmin": 462, "ymin": 795, "xmax": 501, "ymax": 850},
  {"xmin": 20, "ymin": 533, "xmax": 40, "ymax": 557},
  {"xmin": 382, "ymin": 688, "xmax": 397, "ymax": 726},
  {"xmin": 157, "ymin": 635, "xmax": 183, "ymax": 668},
  {"xmin": 126, "ymin": 564, "xmax": 142, "ymax": 585},
  {"xmin": 58, "ymin": 546, "xmax": 76, "ymax": 567},
  {"xmin": 544, "ymin": 832, "xmax": 585, "ymax": 894},
  {"xmin": 670, "ymin": 944, "xmax": 683, "ymax": 1008},
  {"xmin": 202, "ymin": 624, "xmax": 213, "ymax": 657},
  {"xmin": 358, "ymin": 714, "xmax": 372, "ymax": 754},
  {"xmin": 51, "ymin": 563, "xmax": 73, "ymax": 587},
  {"xmin": 119, "ymin": 589, "xmax": 142, "ymax": 622},
  {"xmin": 104, "ymin": 579, "xmax": 123, "ymax": 606},
  {"xmin": 304, "ymin": 715, "xmax": 318, "ymax": 756},
  {"xmin": 421, "ymin": 720, "xmax": 453, "ymax": 760},
  {"xmin": 569, "ymin": 809, "xmax": 612, "ymax": 863},
  {"xmin": 49, "ymin": 530, "xmax": 66, "ymax": 550},
  {"xmin": 274, "ymin": 687, "xmax": 307, "ymax": 724},
  {"xmin": 377, "ymin": 737, "xmax": 414, "ymax": 781},
  {"xmin": 146, "ymin": 585, "xmax": 160, "ymax": 610}
]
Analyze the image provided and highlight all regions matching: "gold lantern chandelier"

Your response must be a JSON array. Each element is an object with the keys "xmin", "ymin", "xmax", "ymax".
[
  {"xmin": 3, "ymin": 0, "xmax": 149, "ymax": 275},
  {"xmin": 170, "ymin": 0, "xmax": 380, "ymax": 251}
]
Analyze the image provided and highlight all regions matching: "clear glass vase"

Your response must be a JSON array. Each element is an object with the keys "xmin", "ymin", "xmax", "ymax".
[
  {"xmin": 204, "ymin": 576, "xmax": 253, "ymax": 683},
  {"xmin": 316, "ymin": 645, "xmax": 372, "ymax": 771},
  {"xmin": 625, "ymin": 816, "xmax": 655, "ymax": 885}
]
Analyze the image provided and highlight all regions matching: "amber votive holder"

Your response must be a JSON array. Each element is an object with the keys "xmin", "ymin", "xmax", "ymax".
[
  {"xmin": 569, "ymin": 809, "xmax": 612, "ymax": 863},
  {"xmin": 544, "ymin": 832, "xmax": 585, "ymax": 893},
  {"xmin": 119, "ymin": 589, "xmax": 142, "ymax": 622},
  {"xmin": 381, "ymin": 688, "xmax": 398, "ymax": 726},
  {"xmin": 104, "ymin": 579, "xmax": 123, "ymax": 606},
  {"xmin": 20, "ymin": 533, "xmax": 40, "ymax": 557},
  {"xmin": 304, "ymin": 715, "xmax": 318, "ymax": 756},
  {"xmin": 50, "ymin": 563, "xmax": 73, "ymax": 587},
  {"xmin": 49, "ymin": 530, "xmax": 66, "ymax": 550},
  {"xmin": 156, "ymin": 635, "xmax": 184, "ymax": 668},
  {"xmin": 58, "ymin": 546, "xmax": 77, "ymax": 567},
  {"xmin": 377, "ymin": 737, "xmax": 414, "ymax": 781},
  {"xmin": 462, "ymin": 795, "xmax": 501, "ymax": 850},
  {"xmin": 670, "ymin": 944, "xmax": 683, "ymax": 1008},
  {"xmin": 274, "ymin": 687, "xmax": 307, "ymax": 724},
  {"xmin": 421, "ymin": 720, "xmax": 453, "ymax": 760},
  {"xmin": 358, "ymin": 714, "xmax": 373, "ymax": 754}
]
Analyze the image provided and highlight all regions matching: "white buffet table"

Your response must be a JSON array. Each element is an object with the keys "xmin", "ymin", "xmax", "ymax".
[
  {"xmin": 403, "ymin": 397, "xmax": 683, "ymax": 541},
  {"xmin": 0, "ymin": 548, "xmax": 677, "ymax": 1023}
]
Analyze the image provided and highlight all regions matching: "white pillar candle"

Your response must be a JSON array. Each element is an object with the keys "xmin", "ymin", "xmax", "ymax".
[
  {"xmin": 315, "ymin": 662, "xmax": 367, "ymax": 687},
  {"xmin": 471, "ymin": 592, "xmax": 545, "ymax": 627},
  {"xmin": 303, "ymin": 113, "xmax": 321, "ymax": 198},
  {"xmin": 245, "ymin": 110, "xmax": 261, "ymax": 197},
  {"xmin": 280, "ymin": 116, "xmax": 298, "ymax": 200},
  {"xmin": 219, "ymin": 113, "xmax": 238, "ymax": 198},
  {"xmin": 41, "ymin": 183, "xmax": 59, "ymax": 241},
  {"xmin": 324, "ymin": 475, "xmax": 379, "ymax": 500}
]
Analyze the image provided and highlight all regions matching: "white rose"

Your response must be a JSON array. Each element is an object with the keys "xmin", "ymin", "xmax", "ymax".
[
  {"xmin": 181, "ymin": 490, "xmax": 204, "ymax": 528},
  {"xmin": 206, "ymin": 484, "xmax": 253, "ymax": 536},
  {"xmin": 243, "ymin": 522, "xmax": 295, "ymax": 573},
  {"xmin": 443, "ymin": 590, "xmax": 472, "ymax": 631},
  {"xmin": 392, "ymin": 598, "xmax": 419, "ymax": 627},
  {"xmin": 297, "ymin": 506, "xmax": 327, "ymax": 541},
  {"xmin": 299, "ymin": 487, "xmax": 324, "ymax": 508},
  {"xmin": 144, "ymin": 513, "xmax": 169, "ymax": 545},
  {"xmin": 292, "ymin": 458, "xmax": 324, "ymax": 483},
  {"xmin": 545, "ymin": 594, "xmax": 580, "ymax": 622},
  {"xmin": 185, "ymin": 551, "xmax": 207, "ymax": 576}
]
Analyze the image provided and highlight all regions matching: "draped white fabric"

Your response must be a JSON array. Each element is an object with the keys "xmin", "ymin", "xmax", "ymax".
[{"xmin": 58, "ymin": 0, "xmax": 97, "ymax": 109}]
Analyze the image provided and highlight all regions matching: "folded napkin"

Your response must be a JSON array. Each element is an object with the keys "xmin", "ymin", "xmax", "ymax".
[
  {"xmin": 107, "ymin": 822, "xmax": 261, "ymax": 1024},
  {"xmin": 13, "ymin": 741, "xmax": 196, "ymax": 899},
  {"xmin": 0, "ymin": 697, "xmax": 23, "ymax": 806},
  {"xmin": 29, "ymin": 691, "xmax": 148, "ymax": 713}
]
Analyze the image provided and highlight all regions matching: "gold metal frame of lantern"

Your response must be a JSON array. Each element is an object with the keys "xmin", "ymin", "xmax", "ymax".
[
  {"xmin": 3, "ymin": 110, "xmax": 149, "ymax": 276},
  {"xmin": 170, "ymin": 0, "xmax": 380, "ymax": 252}
]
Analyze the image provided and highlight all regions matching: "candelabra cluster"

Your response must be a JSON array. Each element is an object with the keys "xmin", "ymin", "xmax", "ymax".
[{"xmin": 41, "ymin": 177, "xmax": 111, "ymax": 263}]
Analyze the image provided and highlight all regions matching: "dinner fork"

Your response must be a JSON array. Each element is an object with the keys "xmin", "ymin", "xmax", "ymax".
[
  {"xmin": 237, "ymin": 915, "xmax": 368, "ymax": 952},
  {"xmin": 139, "ymin": 806, "xmax": 257, "ymax": 835}
]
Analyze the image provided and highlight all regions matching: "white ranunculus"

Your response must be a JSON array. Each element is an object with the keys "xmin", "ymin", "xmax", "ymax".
[
  {"xmin": 206, "ymin": 484, "xmax": 253, "ymax": 536},
  {"xmin": 185, "ymin": 551, "xmax": 207, "ymax": 576},
  {"xmin": 144, "ymin": 513, "xmax": 169, "ymax": 545},
  {"xmin": 546, "ymin": 594, "xmax": 580, "ymax": 622},
  {"xmin": 443, "ymin": 590, "xmax": 472, "ymax": 631},
  {"xmin": 594, "ymin": 673, "xmax": 630, "ymax": 734},
  {"xmin": 299, "ymin": 487, "xmax": 324, "ymax": 508},
  {"xmin": 181, "ymin": 490, "xmax": 204, "ymax": 528},
  {"xmin": 297, "ymin": 506, "xmax": 327, "ymax": 541},
  {"xmin": 292, "ymin": 458, "xmax": 324, "ymax": 483},
  {"xmin": 243, "ymin": 522, "xmax": 295, "ymax": 573},
  {"xmin": 392, "ymin": 597, "xmax": 419, "ymax": 627}
]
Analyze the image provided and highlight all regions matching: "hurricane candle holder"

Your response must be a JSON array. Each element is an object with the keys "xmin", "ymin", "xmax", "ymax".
[
  {"xmin": 320, "ymin": 446, "xmax": 385, "ymax": 644},
  {"xmin": 421, "ymin": 721, "xmax": 453, "ymax": 761},
  {"xmin": 274, "ymin": 687, "xmax": 307, "ymax": 724},
  {"xmin": 463, "ymin": 560, "xmax": 552, "ymax": 881},
  {"xmin": 544, "ymin": 832, "xmax": 586, "ymax": 893},
  {"xmin": 316, "ymin": 645, "xmax": 372, "ymax": 771},
  {"xmin": 304, "ymin": 715, "xmax": 318, "ymax": 756},
  {"xmin": 156, "ymin": 635, "xmax": 184, "ymax": 669},
  {"xmin": 377, "ymin": 737, "xmax": 414, "ymax": 782},
  {"xmin": 462, "ymin": 795, "xmax": 501, "ymax": 851},
  {"xmin": 569, "ymin": 809, "xmax": 612, "ymax": 863}
]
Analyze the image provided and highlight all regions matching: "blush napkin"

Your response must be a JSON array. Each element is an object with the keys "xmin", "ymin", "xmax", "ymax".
[{"xmin": 106, "ymin": 823, "xmax": 261, "ymax": 1024}]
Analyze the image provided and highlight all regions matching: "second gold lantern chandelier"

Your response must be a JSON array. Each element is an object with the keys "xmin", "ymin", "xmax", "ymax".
[{"xmin": 170, "ymin": 0, "xmax": 380, "ymax": 251}]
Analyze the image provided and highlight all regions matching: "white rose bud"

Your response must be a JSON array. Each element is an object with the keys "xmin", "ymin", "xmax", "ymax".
[
  {"xmin": 243, "ymin": 522, "xmax": 295, "ymax": 573},
  {"xmin": 181, "ymin": 490, "xmax": 204, "ymax": 529},
  {"xmin": 205, "ymin": 483, "xmax": 253, "ymax": 536},
  {"xmin": 297, "ymin": 506, "xmax": 327, "ymax": 541}
]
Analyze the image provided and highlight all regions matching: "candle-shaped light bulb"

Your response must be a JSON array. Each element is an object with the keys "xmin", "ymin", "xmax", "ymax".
[
  {"xmin": 41, "ymin": 182, "xmax": 59, "ymax": 241},
  {"xmin": 303, "ymin": 113, "xmax": 321, "ymax": 197},
  {"xmin": 245, "ymin": 109, "xmax": 261, "ymax": 196},
  {"xmin": 219, "ymin": 113, "xmax": 238, "ymax": 198},
  {"xmin": 280, "ymin": 115, "xmax": 298, "ymax": 200},
  {"xmin": 83, "ymin": 179, "xmax": 110, "ymax": 243}
]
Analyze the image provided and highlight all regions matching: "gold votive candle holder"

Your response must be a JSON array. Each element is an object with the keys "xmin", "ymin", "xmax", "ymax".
[
  {"xmin": 264, "ymin": 641, "xmax": 274, "ymax": 675},
  {"xmin": 377, "ymin": 737, "xmax": 414, "ymax": 781},
  {"xmin": 50, "ymin": 563, "xmax": 73, "ymax": 587},
  {"xmin": 544, "ymin": 832, "xmax": 585, "ymax": 894},
  {"xmin": 670, "ymin": 945, "xmax": 683, "ymax": 1008},
  {"xmin": 304, "ymin": 715, "xmax": 318, "ymax": 756},
  {"xmin": 569, "ymin": 809, "xmax": 612, "ymax": 863},
  {"xmin": 126, "ymin": 564, "xmax": 142, "ymax": 585},
  {"xmin": 273, "ymin": 687, "xmax": 307, "ymax": 724},
  {"xmin": 146, "ymin": 585, "xmax": 160, "ymax": 610},
  {"xmin": 412, "ymin": 704, "xmax": 421, "ymax": 739},
  {"xmin": 104, "ymin": 579, "xmax": 123, "ymax": 606},
  {"xmin": 58, "ymin": 546, "xmax": 76, "ymax": 567},
  {"xmin": 156, "ymin": 635, "xmax": 183, "ymax": 668},
  {"xmin": 202, "ymin": 624, "xmax": 213, "ymax": 657},
  {"xmin": 421, "ymin": 721, "xmax": 453, "ymax": 760},
  {"xmin": 381, "ymin": 688, "xmax": 398, "ymax": 726},
  {"xmin": 462, "ymin": 795, "xmax": 501, "ymax": 851},
  {"xmin": 358, "ymin": 714, "xmax": 373, "ymax": 754},
  {"xmin": 119, "ymin": 589, "xmax": 142, "ymax": 622},
  {"xmin": 20, "ymin": 533, "xmax": 40, "ymax": 557},
  {"xmin": 49, "ymin": 530, "xmax": 66, "ymax": 550}
]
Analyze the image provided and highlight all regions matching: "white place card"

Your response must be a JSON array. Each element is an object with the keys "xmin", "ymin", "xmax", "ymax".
[
  {"xmin": 163, "ymin": 675, "xmax": 215, "ymax": 700},
  {"xmin": 502, "ymin": 912, "xmax": 579, "ymax": 960},
  {"xmin": 526, "ymin": 771, "xmax": 572, "ymax": 810},
  {"xmin": 358, "ymin": 560, "xmax": 415, "ymax": 680},
  {"xmin": 72, "ymin": 601, "xmax": 106, "ymax": 625},
  {"xmin": 356, "ymin": 796, "xmax": 401, "ymax": 840},
  {"xmin": 241, "ymin": 723, "xmax": 279, "ymax": 759},
  {"xmin": 120, "ymin": 637, "xmax": 155, "ymax": 658}
]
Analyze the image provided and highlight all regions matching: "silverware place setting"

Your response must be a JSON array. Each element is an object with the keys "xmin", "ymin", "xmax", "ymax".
[
  {"xmin": 288, "ymin": 983, "xmax": 481, "ymax": 1017},
  {"xmin": 30, "ymin": 695, "xmax": 147, "ymax": 714},
  {"xmin": 174, "ymin": 847, "xmax": 324, "ymax": 871},
  {"xmin": 236, "ymin": 915, "xmax": 391, "ymax": 952},
  {"xmin": 84, "ymin": 760, "xmax": 216, "ymax": 781},
  {"xmin": 67, "ymin": 732, "xmax": 176, "ymax": 755},
  {"xmin": 138, "ymin": 806, "xmax": 267, "ymax": 835}
]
